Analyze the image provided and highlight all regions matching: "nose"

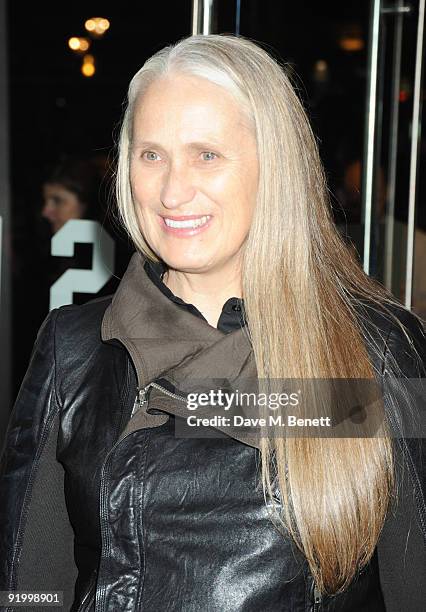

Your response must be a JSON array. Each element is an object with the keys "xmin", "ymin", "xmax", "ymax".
[{"xmin": 160, "ymin": 161, "xmax": 196, "ymax": 210}]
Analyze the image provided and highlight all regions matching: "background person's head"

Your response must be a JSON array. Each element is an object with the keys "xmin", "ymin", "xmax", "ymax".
[{"xmin": 42, "ymin": 157, "xmax": 103, "ymax": 233}]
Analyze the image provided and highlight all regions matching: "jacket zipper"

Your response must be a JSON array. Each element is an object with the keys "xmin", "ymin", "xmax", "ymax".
[
  {"xmin": 310, "ymin": 578, "xmax": 322, "ymax": 611},
  {"xmin": 98, "ymin": 428, "xmax": 142, "ymax": 610},
  {"xmin": 131, "ymin": 381, "xmax": 187, "ymax": 417},
  {"xmin": 97, "ymin": 380, "xmax": 187, "ymax": 610}
]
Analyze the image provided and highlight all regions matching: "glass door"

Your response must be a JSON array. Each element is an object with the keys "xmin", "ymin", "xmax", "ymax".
[
  {"xmin": 364, "ymin": 0, "xmax": 425, "ymax": 317},
  {"xmin": 214, "ymin": 0, "xmax": 425, "ymax": 316}
]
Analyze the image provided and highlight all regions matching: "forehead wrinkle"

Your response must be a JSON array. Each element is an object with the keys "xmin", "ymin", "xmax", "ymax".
[
  {"xmin": 132, "ymin": 90, "xmax": 250, "ymax": 144},
  {"xmin": 131, "ymin": 116, "xmax": 253, "ymax": 151},
  {"xmin": 133, "ymin": 105, "xmax": 227, "ymax": 139}
]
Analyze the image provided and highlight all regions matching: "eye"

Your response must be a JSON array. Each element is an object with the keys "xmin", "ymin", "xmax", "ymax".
[
  {"xmin": 201, "ymin": 151, "xmax": 218, "ymax": 162},
  {"xmin": 141, "ymin": 151, "xmax": 161, "ymax": 162}
]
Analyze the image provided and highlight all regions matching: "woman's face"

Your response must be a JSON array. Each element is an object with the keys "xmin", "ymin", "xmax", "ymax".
[
  {"xmin": 129, "ymin": 73, "xmax": 259, "ymax": 277},
  {"xmin": 42, "ymin": 183, "xmax": 86, "ymax": 234}
]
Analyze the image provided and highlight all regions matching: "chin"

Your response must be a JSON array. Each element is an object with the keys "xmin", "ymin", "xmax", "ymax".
[{"xmin": 162, "ymin": 252, "xmax": 213, "ymax": 273}]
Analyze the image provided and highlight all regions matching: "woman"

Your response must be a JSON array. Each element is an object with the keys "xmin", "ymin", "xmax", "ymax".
[
  {"xmin": 1, "ymin": 34, "xmax": 425, "ymax": 612},
  {"xmin": 41, "ymin": 157, "xmax": 103, "ymax": 234}
]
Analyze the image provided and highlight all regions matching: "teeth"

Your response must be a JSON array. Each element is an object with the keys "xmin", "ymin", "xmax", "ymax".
[{"xmin": 164, "ymin": 215, "xmax": 210, "ymax": 229}]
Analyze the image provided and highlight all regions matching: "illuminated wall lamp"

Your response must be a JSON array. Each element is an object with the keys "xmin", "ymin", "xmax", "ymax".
[
  {"xmin": 339, "ymin": 37, "xmax": 364, "ymax": 52},
  {"xmin": 81, "ymin": 54, "xmax": 96, "ymax": 77},
  {"xmin": 68, "ymin": 37, "xmax": 91, "ymax": 53},
  {"xmin": 85, "ymin": 17, "xmax": 110, "ymax": 37}
]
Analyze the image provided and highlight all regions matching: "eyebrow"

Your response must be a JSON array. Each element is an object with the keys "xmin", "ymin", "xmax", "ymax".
[{"xmin": 132, "ymin": 139, "xmax": 226, "ymax": 150}]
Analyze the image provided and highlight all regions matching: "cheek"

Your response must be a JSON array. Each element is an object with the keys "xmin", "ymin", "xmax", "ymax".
[
  {"xmin": 130, "ymin": 175, "xmax": 156, "ymax": 226},
  {"xmin": 240, "ymin": 167, "xmax": 258, "ymax": 225},
  {"xmin": 56, "ymin": 205, "xmax": 67, "ymax": 220},
  {"xmin": 130, "ymin": 168, "xmax": 158, "ymax": 204},
  {"xmin": 228, "ymin": 176, "xmax": 257, "ymax": 228},
  {"xmin": 134, "ymin": 204, "xmax": 147, "ymax": 230},
  {"xmin": 134, "ymin": 202, "xmax": 161, "ymax": 242}
]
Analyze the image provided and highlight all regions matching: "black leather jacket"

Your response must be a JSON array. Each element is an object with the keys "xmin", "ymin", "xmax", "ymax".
[{"xmin": 1, "ymin": 253, "xmax": 425, "ymax": 612}]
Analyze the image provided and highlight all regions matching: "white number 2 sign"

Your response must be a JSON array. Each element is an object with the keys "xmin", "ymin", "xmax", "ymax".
[{"xmin": 49, "ymin": 219, "xmax": 115, "ymax": 310}]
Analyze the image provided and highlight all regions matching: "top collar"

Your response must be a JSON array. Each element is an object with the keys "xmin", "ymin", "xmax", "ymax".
[
  {"xmin": 101, "ymin": 251, "xmax": 259, "ymax": 449},
  {"xmin": 143, "ymin": 258, "xmax": 246, "ymax": 334}
]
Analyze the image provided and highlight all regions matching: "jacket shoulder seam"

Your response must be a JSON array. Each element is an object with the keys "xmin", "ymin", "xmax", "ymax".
[{"xmin": 49, "ymin": 308, "xmax": 63, "ymax": 411}]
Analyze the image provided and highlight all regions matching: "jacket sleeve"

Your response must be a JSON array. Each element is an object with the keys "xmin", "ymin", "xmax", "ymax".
[
  {"xmin": 376, "ymin": 309, "xmax": 426, "ymax": 612},
  {"xmin": 0, "ymin": 309, "xmax": 78, "ymax": 611}
]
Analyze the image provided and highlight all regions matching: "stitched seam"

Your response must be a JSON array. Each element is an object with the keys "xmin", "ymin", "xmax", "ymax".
[
  {"xmin": 52, "ymin": 308, "xmax": 63, "ymax": 411},
  {"xmin": 113, "ymin": 351, "xmax": 132, "ymax": 440},
  {"xmin": 136, "ymin": 431, "xmax": 153, "ymax": 611}
]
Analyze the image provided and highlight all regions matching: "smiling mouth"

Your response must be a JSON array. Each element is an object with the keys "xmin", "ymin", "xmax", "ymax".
[{"xmin": 163, "ymin": 215, "xmax": 211, "ymax": 229}]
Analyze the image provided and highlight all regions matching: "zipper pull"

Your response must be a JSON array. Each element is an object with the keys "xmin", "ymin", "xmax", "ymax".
[
  {"xmin": 131, "ymin": 384, "xmax": 151, "ymax": 417},
  {"xmin": 313, "ymin": 582, "xmax": 322, "ymax": 610}
]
